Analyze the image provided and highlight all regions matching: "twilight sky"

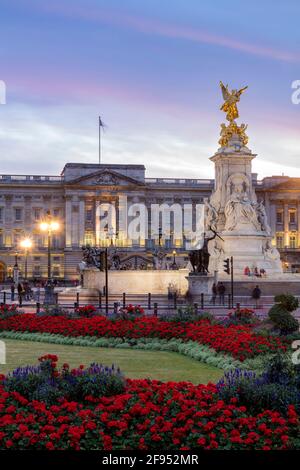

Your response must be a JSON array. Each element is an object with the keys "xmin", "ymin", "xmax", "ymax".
[{"xmin": 0, "ymin": 0, "xmax": 300, "ymax": 179}]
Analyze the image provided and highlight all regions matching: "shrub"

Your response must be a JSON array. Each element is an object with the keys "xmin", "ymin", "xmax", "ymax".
[
  {"xmin": 115, "ymin": 304, "xmax": 145, "ymax": 320},
  {"xmin": 274, "ymin": 294, "xmax": 299, "ymax": 312},
  {"xmin": 75, "ymin": 305, "xmax": 97, "ymax": 318},
  {"xmin": 0, "ymin": 304, "xmax": 19, "ymax": 319},
  {"xmin": 223, "ymin": 307, "xmax": 259, "ymax": 326},
  {"xmin": 39, "ymin": 305, "xmax": 69, "ymax": 317},
  {"xmin": 161, "ymin": 306, "xmax": 215, "ymax": 323},
  {"xmin": 217, "ymin": 354, "xmax": 300, "ymax": 414},
  {"xmin": 268, "ymin": 295, "xmax": 299, "ymax": 335},
  {"xmin": 4, "ymin": 354, "xmax": 125, "ymax": 405}
]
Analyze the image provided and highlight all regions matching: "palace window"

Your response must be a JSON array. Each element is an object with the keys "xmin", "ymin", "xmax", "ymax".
[
  {"xmin": 289, "ymin": 210, "xmax": 296, "ymax": 224},
  {"xmin": 276, "ymin": 211, "xmax": 283, "ymax": 224},
  {"xmin": 15, "ymin": 208, "xmax": 22, "ymax": 222},
  {"xmin": 34, "ymin": 208, "xmax": 42, "ymax": 221},
  {"xmin": 52, "ymin": 265, "xmax": 60, "ymax": 277},
  {"xmin": 276, "ymin": 233, "xmax": 284, "ymax": 249},
  {"xmin": 289, "ymin": 233, "xmax": 297, "ymax": 249},
  {"xmin": 33, "ymin": 265, "xmax": 41, "ymax": 277},
  {"xmin": 86, "ymin": 209, "xmax": 93, "ymax": 222},
  {"xmin": 84, "ymin": 231, "xmax": 94, "ymax": 246}
]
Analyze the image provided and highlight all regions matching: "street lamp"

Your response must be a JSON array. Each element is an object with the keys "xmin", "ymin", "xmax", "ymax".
[
  {"xmin": 171, "ymin": 250, "xmax": 177, "ymax": 269},
  {"xmin": 13, "ymin": 251, "xmax": 19, "ymax": 284},
  {"xmin": 103, "ymin": 226, "xmax": 117, "ymax": 314},
  {"xmin": 40, "ymin": 211, "xmax": 59, "ymax": 281},
  {"xmin": 40, "ymin": 211, "xmax": 60, "ymax": 304},
  {"xmin": 20, "ymin": 238, "xmax": 33, "ymax": 280}
]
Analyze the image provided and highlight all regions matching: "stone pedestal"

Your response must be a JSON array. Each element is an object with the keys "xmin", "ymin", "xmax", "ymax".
[
  {"xmin": 212, "ymin": 231, "xmax": 282, "ymax": 275},
  {"xmin": 207, "ymin": 128, "xmax": 283, "ymax": 277},
  {"xmin": 82, "ymin": 268, "xmax": 189, "ymax": 295},
  {"xmin": 187, "ymin": 273, "xmax": 215, "ymax": 297}
]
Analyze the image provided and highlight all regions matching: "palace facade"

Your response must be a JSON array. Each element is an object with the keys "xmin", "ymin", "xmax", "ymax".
[{"xmin": 0, "ymin": 162, "xmax": 299, "ymax": 281}]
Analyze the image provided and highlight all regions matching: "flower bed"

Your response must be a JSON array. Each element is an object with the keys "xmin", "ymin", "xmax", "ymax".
[
  {"xmin": 0, "ymin": 315, "xmax": 286, "ymax": 361},
  {"xmin": 0, "ymin": 362, "xmax": 298, "ymax": 450}
]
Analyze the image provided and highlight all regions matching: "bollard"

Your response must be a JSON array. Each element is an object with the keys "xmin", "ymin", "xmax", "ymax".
[
  {"xmin": 153, "ymin": 302, "xmax": 158, "ymax": 317},
  {"xmin": 55, "ymin": 292, "xmax": 58, "ymax": 304},
  {"xmin": 122, "ymin": 292, "xmax": 126, "ymax": 309},
  {"xmin": 3, "ymin": 291, "xmax": 6, "ymax": 305},
  {"xmin": 74, "ymin": 302, "xmax": 78, "ymax": 310},
  {"xmin": 148, "ymin": 293, "xmax": 151, "ymax": 310},
  {"xmin": 236, "ymin": 302, "xmax": 240, "ymax": 312},
  {"xmin": 174, "ymin": 291, "xmax": 177, "ymax": 309},
  {"xmin": 113, "ymin": 302, "xmax": 118, "ymax": 314},
  {"xmin": 98, "ymin": 292, "xmax": 102, "ymax": 309},
  {"xmin": 76, "ymin": 292, "xmax": 80, "ymax": 306},
  {"xmin": 36, "ymin": 302, "xmax": 40, "ymax": 314},
  {"xmin": 200, "ymin": 293, "xmax": 204, "ymax": 310},
  {"xmin": 194, "ymin": 302, "xmax": 198, "ymax": 315}
]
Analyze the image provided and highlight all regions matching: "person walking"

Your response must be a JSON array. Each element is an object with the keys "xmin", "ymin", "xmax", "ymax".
[
  {"xmin": 10, "ymin": 282, "xmax": 15, "ymax": 302},
  {"xmin": 17, "ymin": 282, "xmax": 24, "ymax": 307},
  {"xmin": 210, "ymin": 282, "xmax": 217, "ymax": 305},
  {"xmin": 252, "ymin": 285, "xmax": 261, "ymax": 309},
  {"xmin": 217, "ymin": 282, "xmax": 226, "ymax": 305}
]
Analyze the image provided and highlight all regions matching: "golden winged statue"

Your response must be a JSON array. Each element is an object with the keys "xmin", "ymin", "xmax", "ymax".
[{"xmin": 220, "ymin": 81, "xmax": 248, "ymax": 123}]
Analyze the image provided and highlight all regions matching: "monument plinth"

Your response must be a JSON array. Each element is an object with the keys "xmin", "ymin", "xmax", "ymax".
[{"xmin": 206, "ymin": 82, "xmax": 282, "ymax": 276}]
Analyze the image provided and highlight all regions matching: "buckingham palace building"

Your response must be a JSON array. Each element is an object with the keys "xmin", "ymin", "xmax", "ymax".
[{"xmin": 0, "ymin": 161, "xmax": 300, "ymax": 281}]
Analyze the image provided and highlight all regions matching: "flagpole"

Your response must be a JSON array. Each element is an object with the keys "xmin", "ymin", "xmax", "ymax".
[{"xmin": 99, "ymin": 116, "xmax": 101, "ymax": 164}]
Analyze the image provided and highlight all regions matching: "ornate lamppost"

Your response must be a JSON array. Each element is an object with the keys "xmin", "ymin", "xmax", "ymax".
[
  {"xmin": 19, "ymin": 238, "xmax": 33, "ymax": 280},
  {"xmin": 40, "ymin": 211, "xmax": 59, "ymax": 304}
]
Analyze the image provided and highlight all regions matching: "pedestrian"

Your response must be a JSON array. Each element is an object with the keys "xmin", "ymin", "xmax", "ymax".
[
  {"xmin": 10, "ymin": 282, "xmax": 15, "ymax": 302},
  {"xmin": 17, "ymin": 282, "xmax": 24, "ymax": 307},
  {"xmin": 210, "ymin": 282, "xmax": 217, "ymax": 305},
  {"xmin": 217, "ymin": 282, "xmax": 226, "ymax": 305},
  {"xmin": 35, "ymin": 284, "xmax": 41, "ymax": 302},
  {"xmin": 252, "ymin": 284, "xmax": 261, "ymax": 309}
]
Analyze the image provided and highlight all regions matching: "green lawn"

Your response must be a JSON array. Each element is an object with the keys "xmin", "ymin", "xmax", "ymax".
[{"xmin": 0, "ymin": 339, "xmax": 223, "ymax": 384}]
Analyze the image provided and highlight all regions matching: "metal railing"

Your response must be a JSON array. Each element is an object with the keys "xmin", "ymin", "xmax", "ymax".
[{"xmin": 1, "ymin": 290, "xmax": 297, "ymax": 318}]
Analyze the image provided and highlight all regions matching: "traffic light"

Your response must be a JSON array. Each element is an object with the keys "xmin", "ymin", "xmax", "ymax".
[{"xmin": 223, "ymin": 258, "xmax": 230, "ymax": 274}]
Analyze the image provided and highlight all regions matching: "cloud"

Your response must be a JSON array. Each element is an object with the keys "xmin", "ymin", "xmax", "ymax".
[{"xmin": 16, "ymin": 0, "xmax": 300, "ymax": 63}]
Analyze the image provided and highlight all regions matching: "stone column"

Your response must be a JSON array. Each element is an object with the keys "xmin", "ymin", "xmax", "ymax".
[
  {"xmin": 65, "ymin": 196, "xmax": 72, "ymax": 248},
  {"xmin": 79, "ymin": 197, "xmax": 85, "ymax": 246},
  {"xmin": 297, "ymin": 201, "xmax": 300, "ymax": 247},
  {"xmin": 284, "ymin": 203, "xmax": 289, "ymax": 247},
  {"xmin": 269, "ymin": 201, "xmax": 276, "ymax": 238}
]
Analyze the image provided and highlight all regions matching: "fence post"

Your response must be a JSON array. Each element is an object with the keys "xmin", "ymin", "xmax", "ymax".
[
  {"xmin": 36, "ymin": 302, "xmax": 40, "ymax": 314},
  {"xmin": 98, "ymin": 292, "xmax": 102, "ymax": 310},
  {"xmin": 236, "ymin": 302, "xmax": 240, "ymax": 312},
  {"xmin": 148, "ymin": 293, "xmax": 151, "ymax": 310},
  {"xmin": 154, "ymin": 302, "xmax": 158, "ymax": 317},
  {"xmin": 114, "ymin": 302, "xmax": 118, "ymax": 314},
  {"xmin": 194, "ymin": 302, "xmax": 198, "ymax": 315},
  {"xmin": 76, "ymin": 292, "xmax": 80, "ymax": 306},
  {"xmin": 122, "ymin": 292, "xmax": 126, "ymax": 309},
  {"xmin": 174, "ymin": 291, "xmax": 177, "ymax": 310},
  {"xmin": 55, "ymin": 292, "xmax": 58, "ymax": 304},
  {"xmin": 200, "ymin": 293, "xmax": 204, "ymax": 310},
  {"xmin": 3, "ymin": 291, "xmax": 6, "ymax": 305},
  {"xmin": 228, "ymin": 294, "xmax": 231, "ymax": 309}
]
